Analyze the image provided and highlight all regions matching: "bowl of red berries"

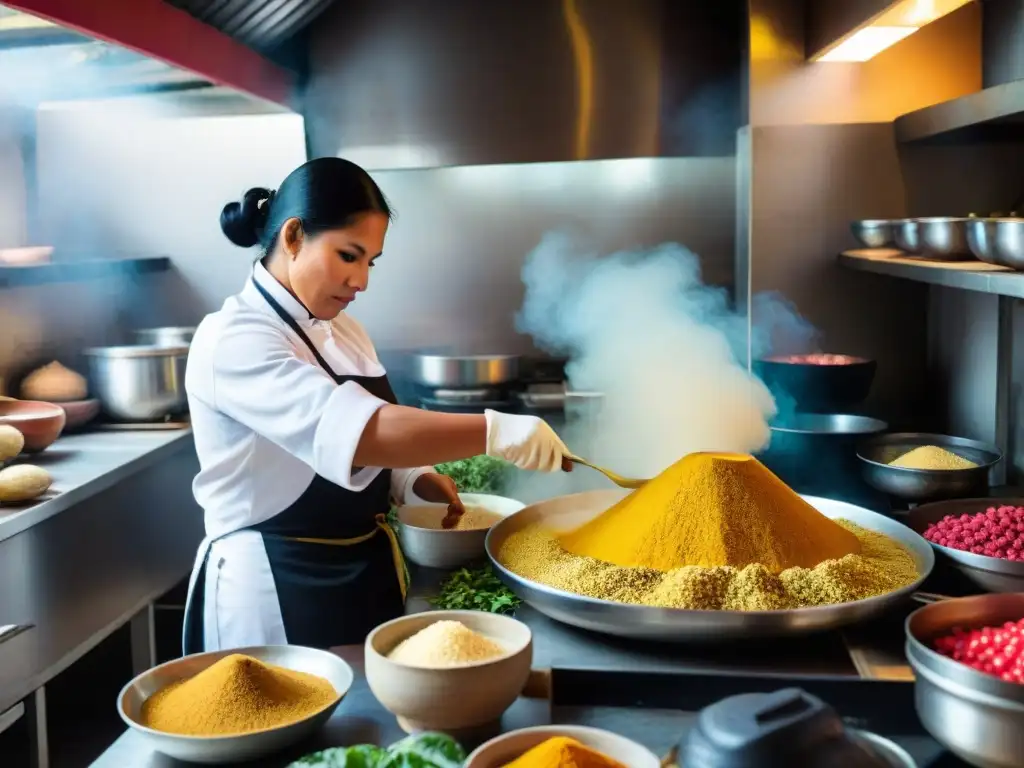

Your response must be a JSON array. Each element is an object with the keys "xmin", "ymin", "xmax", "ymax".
[
  {"xmin": 906, "ymin": 593, "xmax": 1024, "ymax": 768},
  {"xmin": 909, "ymin": 499, "xmax": 1024, "ymax": 593}
]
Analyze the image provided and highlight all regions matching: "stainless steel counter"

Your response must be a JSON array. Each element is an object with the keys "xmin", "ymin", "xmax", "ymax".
[{"xmin": 0, "ymin": 429, "xmax": 194, "ymax": 544}]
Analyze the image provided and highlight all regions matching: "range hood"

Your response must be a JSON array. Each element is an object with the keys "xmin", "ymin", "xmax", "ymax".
[{"xmin": 302, "ymin": 0, "xmax": 743, "ymax": 169}]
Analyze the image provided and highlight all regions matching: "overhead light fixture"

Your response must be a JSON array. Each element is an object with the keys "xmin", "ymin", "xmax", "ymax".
[{"xmin": 812, "ymin": 0, "xmax": 974, "ymax": 63}]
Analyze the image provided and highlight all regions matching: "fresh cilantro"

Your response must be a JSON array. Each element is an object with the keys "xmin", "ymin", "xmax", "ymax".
[
  {"xmin": 434, "ymin": 455, "xmax": 511, "ymax": 494},
  {"xmin": 429, "ymin": 565, "xmax": 521, "ymax": 615}
]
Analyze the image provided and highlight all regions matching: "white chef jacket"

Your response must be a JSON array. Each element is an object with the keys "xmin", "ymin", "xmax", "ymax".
[{"xmin": 183, "ymin": 261, "xmax": 431, "ymax": 650}]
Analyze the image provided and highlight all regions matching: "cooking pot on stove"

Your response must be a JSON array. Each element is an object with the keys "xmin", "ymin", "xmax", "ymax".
[
  {"xmin": 411, "ymin": 353, "xmax": 520, "ymax": 389},
  {"xmin": 754, "ymin": 354, "xmax": 876, "ymax": 413},
  {"xmin": 681, "ymin": 688, "xmax": 915, "ymax": 767}
]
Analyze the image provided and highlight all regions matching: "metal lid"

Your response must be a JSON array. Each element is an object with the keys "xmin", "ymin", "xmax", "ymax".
[{"xmin": 84, "ymin": 345, "xmax": 189, "ymax": 358}]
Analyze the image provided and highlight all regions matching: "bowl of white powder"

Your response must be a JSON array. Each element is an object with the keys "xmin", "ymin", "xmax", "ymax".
[{"xmin": 364, "ymin": 610, "xmax": 532, "ymax": 736}]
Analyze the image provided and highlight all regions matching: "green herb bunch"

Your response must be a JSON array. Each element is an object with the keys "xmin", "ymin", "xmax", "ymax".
[{"xmin": 430, "ymin": 565, "xmax": 521, "ymax": 616}]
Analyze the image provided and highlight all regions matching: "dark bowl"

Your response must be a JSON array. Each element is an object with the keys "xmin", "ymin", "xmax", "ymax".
[
  {"xmin": 858, "ymin": 433, "xmax": 1001, "ymax": 504},
  {"xmin": 908, "ymin": 498, "xmax": 1024, "ymax": 593},
  {"xmin": 754, "ymin": 355, "xmax": 876, "ymax": 413}
]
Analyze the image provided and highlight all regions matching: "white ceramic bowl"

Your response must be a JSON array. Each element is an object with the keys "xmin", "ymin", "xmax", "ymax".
[
  {"xmin": 398, "ymin": 493, "xmax": 524, "ymax": 568},
  {"xmin": 466, "ymin": 724, "xmax": 661, "ymax": 768},
  {"xmin": 117, "ymin": 645, "xmax": 353, "ymax": 764},
  {"xmin": 365, "ymin": 610, "xmax": 532, "ymax": 735}
]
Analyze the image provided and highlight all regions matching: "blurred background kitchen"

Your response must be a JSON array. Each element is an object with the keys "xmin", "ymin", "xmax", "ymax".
[{"xmin": 0, "ymin": 0, "xmax": 1020, "ymax": 765}]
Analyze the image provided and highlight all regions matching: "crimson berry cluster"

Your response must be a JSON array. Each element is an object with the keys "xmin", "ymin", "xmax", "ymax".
[
  {"xmin": 923, "ymin": 506, "xmax": 1024, "ymax": 561},
  {"xmin": 934, "ymin": 620, "xmax": 1024, "ymax": 684}
]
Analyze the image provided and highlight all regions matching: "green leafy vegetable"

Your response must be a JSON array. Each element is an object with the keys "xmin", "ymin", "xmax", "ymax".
[
  {"xmin": 289, "ymin": 744, "xmax": 386, "ymax": 767},
  {"xmin": 434, "ymin": 455, "xmax": 510, "ymax": 494},
  {"xmin": 289, "ymin": 733, "xmax": 463, "ymax": 768},
  {"xmin": 430, "ymin": 565, "xmax": 521, "ymax": 615}
]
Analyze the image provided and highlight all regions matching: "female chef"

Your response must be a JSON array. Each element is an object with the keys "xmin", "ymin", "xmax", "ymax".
[{"xmin": 182, "ymin": 157, "xmax": 569, "ymax": 654}]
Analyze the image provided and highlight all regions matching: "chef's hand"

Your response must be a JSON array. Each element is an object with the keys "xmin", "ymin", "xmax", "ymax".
[
  {"xmin": 485, "ymin": 411, "xmax": 573, "ymax": 473},
  {"xmin": 412, "ymin": 472, "xmax": 465, "ymax": 529}
]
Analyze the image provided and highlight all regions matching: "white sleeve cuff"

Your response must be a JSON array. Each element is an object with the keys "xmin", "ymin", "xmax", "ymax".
[
  {"xmin": 391, "ymin": 466, "xmax": 435, "ymax": 505},
  {"xmin": 312, "ymin": 380, "xmax": 388, "ymax": 491}
]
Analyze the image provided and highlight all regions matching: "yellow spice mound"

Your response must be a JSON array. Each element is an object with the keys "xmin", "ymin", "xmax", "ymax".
[
  {"xmin": 504, "ymin": 736, "xmax": 628, "ymax": 768},
  {"xmin": 387, "ymin": 620, "xmax": 506, "ymax": 668},
  {"xmin": 140, "ymin": 654, "xmax": 337, "ymax": 736},
  {"xmin": 500, "ymin": 522, "xmax": 919, "ymax": 611},
  {"xmin": 558, "ymin": 452, "xmax": 860, "ymax": 573},
  {"xmin": 888, "ymin": 445, "xmax": 977, "ymax": 470}
]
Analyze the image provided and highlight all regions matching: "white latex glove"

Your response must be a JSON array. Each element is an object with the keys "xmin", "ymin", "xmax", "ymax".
[{"xmin": 484, "ymin": 410, "xmax": 568, "ymax": 472}]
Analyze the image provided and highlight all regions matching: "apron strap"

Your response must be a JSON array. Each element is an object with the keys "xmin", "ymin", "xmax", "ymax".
[{"xmin": 281, "ymin": 515, "xmax": 408, "ymax": 602}]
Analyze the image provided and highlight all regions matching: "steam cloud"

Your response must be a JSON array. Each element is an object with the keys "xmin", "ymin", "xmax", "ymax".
[{"xmin": 512, "ymin": 232, "xmax": 809, "ymax": 497}]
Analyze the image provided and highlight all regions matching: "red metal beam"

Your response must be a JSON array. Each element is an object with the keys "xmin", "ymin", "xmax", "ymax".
[{"xmin": 2, "ymin": 0, "xmax": 296, "ymax": 105}]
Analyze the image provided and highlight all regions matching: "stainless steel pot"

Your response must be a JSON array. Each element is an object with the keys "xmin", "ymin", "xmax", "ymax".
[
  {"xmin": 135, "ymin": 327, "xmax": 196, "ymax": 347},
  {"xmin": 84, "ymin": 345, "xmax": 189, "ymax": 422},
  {"xmin": 411, "ymin": 354, "xmax": 520, "ymax": 389}
]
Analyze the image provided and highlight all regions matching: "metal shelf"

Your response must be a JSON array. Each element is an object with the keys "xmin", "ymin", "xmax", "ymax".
[
  {"xmin": 895, "ymin": 79, "xmax": 1024, "ymax": 144},
  {"xmin": 0, "ymin": 256, "xmax": 170, "ymax": 289},
  {"xmin": 838, "ymin": 252, "xmax": 1024, "ymax": 299}
]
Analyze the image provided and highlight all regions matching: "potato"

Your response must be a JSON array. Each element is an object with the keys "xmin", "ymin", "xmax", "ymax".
[
  {"xmin": 0, "ymin": 464, "xmax": 52, "ymax": 503},
  {"xmin": 0, "ymin": 425, "xmax": 25, "ymax": 462}
]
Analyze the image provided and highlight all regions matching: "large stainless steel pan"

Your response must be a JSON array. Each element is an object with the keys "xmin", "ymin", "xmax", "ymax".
[
  {"xmin": 412, "ymin": 353, "xmax": 520, "ymax": 389},
  {"xmin": 486, "ymin": 490, "xmax": 933, "ymax": 641}
]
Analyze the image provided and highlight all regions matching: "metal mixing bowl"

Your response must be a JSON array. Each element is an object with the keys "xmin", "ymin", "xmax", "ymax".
[
  {"xmin": 851, "ymin": 220, "xmax": 896, "ymax": 249},
  {"xmin": 915, "ymin": 217, "xmax": 974, "ymax": 261},
  {"xmin": 84, "ymin": 345, "xmax": 189, "ymax": 421},
  {"xmin": 117, "ymin": 645, "xmax": 353, "ymax": 764},
  {"xmin": 857, "ymin": 433, "xmax": 1001, "ymax": 504},
  {"xmin": 906, "ymin": 594, "xmax": 1024, "ymax": 768},
  {"xmin": 966, "ymin": 218, "xmax": 1024, "ymax": 270},
  {"xmin": 411, "ymin": 354, "xmax": 520, "ymax": 389},
  {"xmin": 894, "ymin": 219, "xmax": 920, "ymax": 254},
  {"xmin": 908, "ymin": 498, "xmax": 1024, "ymax": 592}
]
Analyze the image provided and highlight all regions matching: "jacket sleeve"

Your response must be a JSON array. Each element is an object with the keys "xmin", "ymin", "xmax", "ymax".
[
  {"xmin": 390, "ymin": 467, "xmax": 436, "ymax": 505},
  {"xmin": 208, "ymin": 318, "xmax": 387, "ymax": 491}
]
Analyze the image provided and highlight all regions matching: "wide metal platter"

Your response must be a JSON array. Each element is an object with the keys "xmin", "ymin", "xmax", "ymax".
[{"xmin": 485, "ymin": 490, "xmax": 934, "ymax": 642}]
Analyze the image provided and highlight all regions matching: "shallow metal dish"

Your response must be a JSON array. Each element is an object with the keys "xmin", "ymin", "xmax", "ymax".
[
  {"xmin": 916, "ymin": 217, "xmax": 974, "ymax": 261},
  {"xmin": 486, "ymin": 491, "xmax": 933, "ymax": 642},
  {"xmin": 117, "ymin": 645, "xmax": 353, "ymax": 764},
  {"xmin": 857, "ymin": 433, "xmax": 1001, "ymax": 504},
  {"xmin": 851, "ymin": 219, "xmax": 896, "ymax": 249},
  {"xmin": 906, "ymin": 594, "xmax": 1024, "ymax": 768},
  {"xmin": 894, "ymin": 219, "xmax": 920, "ymax": 254},
  {"xmin": 412, "ymin": 354, "xmax": 520, "ymax": 389},
  {"xmin": 908, "ymin": 498, "xmax": 1024, "ymax": 593}
]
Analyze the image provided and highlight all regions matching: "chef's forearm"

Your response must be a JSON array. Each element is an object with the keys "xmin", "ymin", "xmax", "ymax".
[{"xmin": 353, "ymin": 405, "xmax": 486, "ymax": 468}]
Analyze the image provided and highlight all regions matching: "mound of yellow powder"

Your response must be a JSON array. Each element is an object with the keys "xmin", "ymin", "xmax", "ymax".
[
  {"xmin": 557, "ymin": 453, "xmax": 860, "ymax": 573},
  {"xmin": 387, "ymin": 620, "xmax": 506, "ymax": 668},
  {"xmin": 140, "ymin": 654, "xmax": 337, "ymax": 736},
  {"xmin": 888, "ymin": 445, "xmax": 977, "ymax": 470}
]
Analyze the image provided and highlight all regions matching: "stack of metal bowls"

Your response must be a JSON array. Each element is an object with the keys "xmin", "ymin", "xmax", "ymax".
[
  {"xmin": 851, "ymin": 218, "xmax": 976, "ymax": 261},
  {"xmin": 906, "ymin": 594, "xmax": 1024, "ymax": 768},
  {"xmin": 967, "ymin": 218, "xmax": 1024, "ymax": 270},
  {"xmin": 857, "ymin": 433, "xmax": 1001, "ymax": 505},
  {"xmin": 908, "ymin": 498, "xmax": 1024, "ymax": 593}
]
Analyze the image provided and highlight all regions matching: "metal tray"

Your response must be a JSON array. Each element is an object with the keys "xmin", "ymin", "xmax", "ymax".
[
  {"xmin": 908, "ymin": 497, "xmax": 1024, "ymax": 593},
  {"xmin": 486, "ymin": 490, "xmax": 934, "ymax": 642}
]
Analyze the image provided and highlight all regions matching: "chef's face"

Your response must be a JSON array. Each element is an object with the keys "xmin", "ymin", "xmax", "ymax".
[{"xmin": 280, "ymin": 212, "xmax": 389, "ymax": 319}]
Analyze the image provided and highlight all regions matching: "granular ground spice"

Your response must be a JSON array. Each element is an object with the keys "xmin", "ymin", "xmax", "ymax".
[{"xmin": 498, "ymin": 521, "xmax": 920, "ymax": 611}]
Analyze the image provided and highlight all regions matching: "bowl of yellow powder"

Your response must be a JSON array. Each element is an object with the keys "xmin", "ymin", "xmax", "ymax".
[
  {"xmin": 365, "ymin": 610, "xmax": 532, "ymax": 736},
  {"xmin": 398, "ymin": 493, "xmax": 526, "ymax": 568},
  {"xmin": 117, "ymin": 646, "xmax": 353, "ymax": 763},
  {"xmin": 466, "ymin": 725, "xmax": 660, "ymax": 768},
  {"xmin": 858, "ymin": 433, "xmax": 1001, "ymax": 503}
]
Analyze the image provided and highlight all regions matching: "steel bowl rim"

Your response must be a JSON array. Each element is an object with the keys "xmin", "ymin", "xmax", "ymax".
[
  {"xmin": 116, "ymin": 644, "xmax": 351, "ymax": 741},
  {"xmin": 917, "ymin": 217, "xmax": 972, "ymax": 224},
  {"xmin": 905, "ymin": 595, "xmax": 1024, "ymax": 705},
  {"xmin": 856, "ymin": 433, "xmax": 1003, "ymax": 474},
  {"xmin": 85, "ymin": 345, "xmax": 190, "ymax": 358},
  {"xmin": 486, "ymin": 493, "xmax": 933, "ymax": 620},
  {"xmin": 852, "ymin": 219, "xmax": 896, "ymax": 227},
  {"xmin": 136, "ymin": 326, "xmax": 197, "ymax": 334},
  {"xmin": 413, "ymin": 354, "xmax": 521, "ymax": 363},
  {"xmin": 768, "ymin": 414, "xmax": 888, "ymax": 436}
]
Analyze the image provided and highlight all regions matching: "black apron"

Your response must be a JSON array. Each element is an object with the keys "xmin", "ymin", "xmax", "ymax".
[{"xmin": 182, "ymin": 281, "xmax": 406, "ymax": 655}]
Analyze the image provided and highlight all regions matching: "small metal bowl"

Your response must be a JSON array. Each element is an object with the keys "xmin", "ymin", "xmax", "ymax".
[
  {"xmin": 851, "ymin": 220, "xmax": 896, "ymax": 249},
  {"xmin": 906, "ymin": 594, "xmax": 1024, "ymax": 768},
  {"xmin": 857, "ymin": 433, "xmax": 1001, "ymax": 504},
  {"xmin": 894, "ymin": 219, "xmax": 921, "ymax": 254},
  {"xmin": 967, "ymin": 218, "xmax": 1024, "ymax": 270},
  {"xmin": 117, "ymin": 645, "xmax": 353, "ymax": 764},
  {"xmin": 908, "ymin": 498, "xmax": 1024, "ymax": 593},
  {"xmin": 916, "ymin": 217, "xmax": 975, "ymax": 261}
]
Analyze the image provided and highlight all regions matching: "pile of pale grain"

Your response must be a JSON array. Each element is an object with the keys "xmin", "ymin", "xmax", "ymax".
[{"xmin": 387, "ymin": 620, "xmax": 506, "ymax": 668}]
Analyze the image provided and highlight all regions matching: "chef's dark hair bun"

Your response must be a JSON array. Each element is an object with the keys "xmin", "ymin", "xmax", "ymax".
[
  {"xmin": 219, "ymin": 158, "xmax": 391, "ymax": 251},
  {"xmin": 220, "ymin": 187, "xmax": 275, "ymax": 247}
]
